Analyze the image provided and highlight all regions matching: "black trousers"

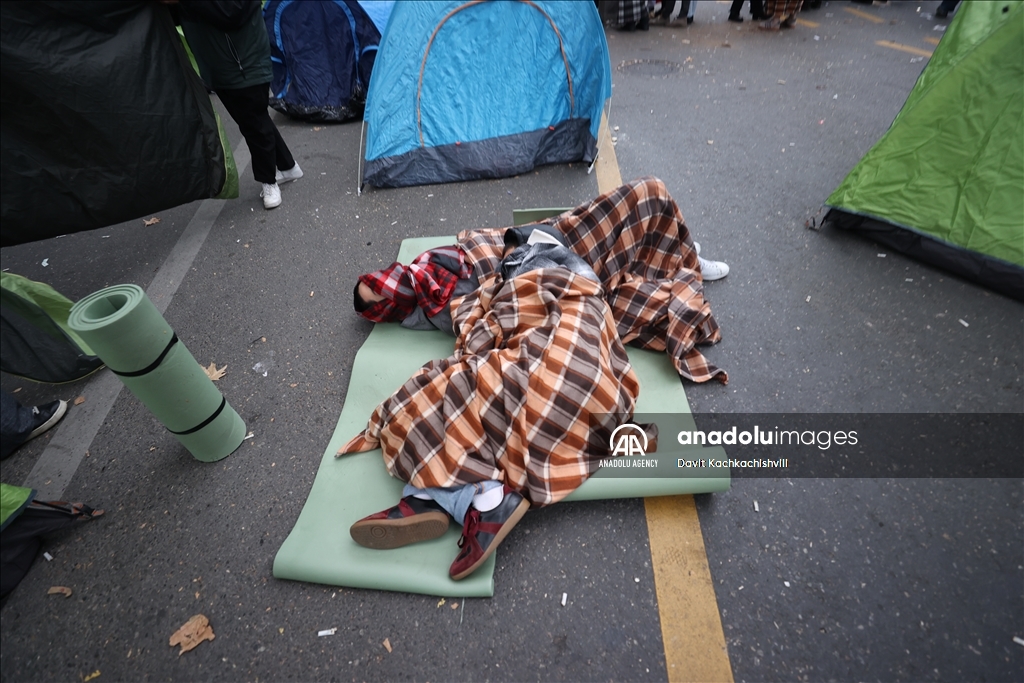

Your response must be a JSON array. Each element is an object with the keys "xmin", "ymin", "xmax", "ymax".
[
  {"xmin": 730, "ymin": 0, "xmax": 766, "ymax": 18},
  {"xmin": 216, "ymin": 83, "xmax": 295, "ymax": 185}
]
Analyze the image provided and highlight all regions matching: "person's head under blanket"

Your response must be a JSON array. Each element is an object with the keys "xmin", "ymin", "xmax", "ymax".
[
  {"xmin": 352, "ymin": 176, "xmax": 729, "ymax": 384},
  {"xmin": 353, "ymin": 224, "xmax": 577, "ymax": 336}
]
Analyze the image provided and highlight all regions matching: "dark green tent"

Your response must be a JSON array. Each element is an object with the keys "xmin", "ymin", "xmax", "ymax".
[
  {"xmin": 0, "ymin": 1, "xmax": 237, "ymax": 247},
  {"xmin": 1, "ymin": 273, "xmax": 104, "ymax": 383},
  {"xmin": 825, "ymin": 1, "xmax": 1023, "ymax": 301}
]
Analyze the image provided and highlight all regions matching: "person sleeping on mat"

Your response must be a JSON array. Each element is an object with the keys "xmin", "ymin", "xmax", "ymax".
[
  {"xmin": 353, "ymin": 176, "xmax": 729, "ymax": 386},
  {"xmin": 339, "ymin": 236, "xmax": 655, "ymax": 580}
]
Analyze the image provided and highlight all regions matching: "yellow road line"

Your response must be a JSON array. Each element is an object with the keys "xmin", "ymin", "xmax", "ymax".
[
  {"xmin": 596, "ymin": 116, "xmax": 732, "ymax": 682},
  {"xmin": 924, "ymin": 37, "xmax": 941, "ymax": 45},
  {"xmin": 876, "ymin": 40, "xmax": 933, "ymax": 57},
  {"xmin": 796, "ymin": 18, "xmax": 819, "ymax": 28},
  {"xmin": 646, "ymin": 496, "xmax": 734, "ymax": 683},
  {"xmin": 596, "ymin": 114, "xmax": 623, "ymax": 191},
  {"xmin": 844, "ymin": 6, "xmax": 885, "ymax": 23}
]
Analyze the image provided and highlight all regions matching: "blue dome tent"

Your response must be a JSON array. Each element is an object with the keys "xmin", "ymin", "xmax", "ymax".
[
  {"xmin": 361, "ymin": 0, "xmax": 612, "ymax": 189},
  {"xmin": 264, "ymin": 0, "xmax": 394, "ymax": 123}
]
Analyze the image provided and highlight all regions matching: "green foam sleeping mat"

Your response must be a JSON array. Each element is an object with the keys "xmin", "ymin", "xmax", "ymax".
[{"xmin": 273, "ymin": 237, "xmax": 730, "ymax": 597}]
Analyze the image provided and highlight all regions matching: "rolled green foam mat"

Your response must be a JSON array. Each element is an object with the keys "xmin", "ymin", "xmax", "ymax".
[{"xmin": 68, "ymin": 284, "xmax": 246, "ymax": 462}]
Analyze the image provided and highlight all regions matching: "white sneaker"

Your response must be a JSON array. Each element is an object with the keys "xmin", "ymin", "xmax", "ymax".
[
  {"xmin": 261, "ymin": 182, "xmax": 282, "ymax": 209},
  {"xmin": 692, "ymin": 241, "xmax": 729, "ymax": 279},
  {"xmin": 276, "ymin": 162, "xmax": 303, "ymax": 184},
  {"xmin": 698, "ymin": 255, "xmax": 730, "ymax": 281}
]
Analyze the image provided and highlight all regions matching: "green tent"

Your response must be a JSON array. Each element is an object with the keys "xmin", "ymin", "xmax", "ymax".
[{"xmin": 825, "ymin": 1, "xmax": 1023, "ymax": 301}]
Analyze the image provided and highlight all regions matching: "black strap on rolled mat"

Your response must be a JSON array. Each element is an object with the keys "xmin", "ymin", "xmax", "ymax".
[
  {"xmin": 106, "ymin": 333, "xmax": 226, "ymax": 436},
  {"xmin": 108, "ymin": 333, "xmax": 179, "ymax": 377},
  {"xmin": 168, "ymin": 396, "xmax": 227, "ymax": 436}
]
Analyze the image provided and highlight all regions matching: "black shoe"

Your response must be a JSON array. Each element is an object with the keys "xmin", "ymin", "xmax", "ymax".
[
  {"xmin": 27, "ymin": 400, "xmax": 67, "ymax": 441},
  {"xmin": 686, "ymin": 16, "xmax": 694, "ymax": 24},
  {"xmin": 728, "ymin": 14, "xmax": 743, "ymax": 22}
]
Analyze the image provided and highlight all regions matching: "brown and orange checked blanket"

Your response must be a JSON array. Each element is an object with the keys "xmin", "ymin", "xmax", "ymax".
[
  {"xmin": 338, "ymin": 268, "xmax": 641, "ymax": 507},
  {"xmin": 459, "ymin": 176, "xmax": 727, "ymax": 385},
  {"xmin": 338, "ymin": 176, "xmax": 725, "ymax": 506}
]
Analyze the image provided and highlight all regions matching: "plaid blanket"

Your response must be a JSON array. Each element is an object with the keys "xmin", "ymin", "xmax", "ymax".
[
  {"xmin": 338, "ymin": 269, "xmax": 640, "ymax": 507},
  {"xmin": 356, "ymin": 246, "xmax": 470, "ymax": 322},
  {"xmin": 459, "ymin": 176, "xmax": 727, "ymax": 384}
]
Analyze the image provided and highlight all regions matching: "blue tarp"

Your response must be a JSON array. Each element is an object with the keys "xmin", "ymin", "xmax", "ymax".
[
  {"xmin": 362, "ymin": 0, "xmax": 612, "ymax": 188},
  {"xmin": 264, "ymin": 0, "xmax": 393, "ymax": 122}
]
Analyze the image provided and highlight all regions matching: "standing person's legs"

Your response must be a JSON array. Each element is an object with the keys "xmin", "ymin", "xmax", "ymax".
[
  {"xmin": 729, "ymin": 0, "xmax": 745, "ymax": 21},
  {"xmin": 216, "ymin": 84, "xmax": 295, "ymax": 185}
]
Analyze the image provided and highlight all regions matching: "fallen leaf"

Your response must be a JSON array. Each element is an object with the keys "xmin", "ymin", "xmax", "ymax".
[
  {"xmin": 83, "ymin": 671, "xmax": 101, "ymax": 682},
  {"xmin": 48, "ymin": 586, "xmax": 73, "ymax": 597},
  {"xmin": 450, "ymin": 602, "xmax": 458, "ymax": 610},
  {"xmin": 74, "ymin": 396, "xmax": 86, "ymax": 406},
  {"xmin": 382, "ymin": 638, "xmax": 392, "ymax": 653},
  {"xmin": 436, "ymin": 598, "xmax": 445, "ymax": 607},
  {"xmin": 169, "ymin": 614, "xmax": 215, "ymax": 655},
  {"xmin": 143, "ymin": 217, "xmax": 161, "ymax": 226},
  {"xmin": 203, "ymin": 362, "xmax": 226, "ymax": 381}
]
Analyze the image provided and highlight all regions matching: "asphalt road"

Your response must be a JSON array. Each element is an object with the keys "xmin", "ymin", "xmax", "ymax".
[{"xmin": 1, "ymin": 2, "xmax": 1021, "ymax": 682}]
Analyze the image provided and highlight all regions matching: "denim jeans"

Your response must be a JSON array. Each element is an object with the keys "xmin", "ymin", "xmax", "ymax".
[
  {"xmin": 1, "ymin": 390, "xmax": 39, "ymax": 459},
  {"xmin": 403, "ymin": 480, "xmax": 503, "ymax": 526}
]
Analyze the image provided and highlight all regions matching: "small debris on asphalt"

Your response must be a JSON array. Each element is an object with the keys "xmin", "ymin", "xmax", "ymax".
[
  {"xmin": 43, "ymin": 552, "xmax": 53, "ymax": 561},
  {"xmin": 958, "ymin": 319, "xmax": 969, "ymax": 327},
  {"xmin": 754, "ymin": 501, "xmax": 759, "ymax": 512},
  {"xmin": 47, "ymin": 586, "xmax": 73, "ymax": 597},
  {"xmin": 169, "ymin": 614, "xmax": 215, "ymax": 655},
  {"xmin": 318, "ymin": 628, "xmax": 337, "ymax": 637},
  {"xmin": 561, "ymin": 592, "xmax": 567, "ymax": 607},
  {"xmin": 382, "ymin": 638, "xmax": 393, "ymax": 653}
]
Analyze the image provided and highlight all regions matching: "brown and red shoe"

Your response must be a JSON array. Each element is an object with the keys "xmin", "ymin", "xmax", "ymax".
[
  {"xmin": 350, "ymin": 496, "xmax": 451, "ymax": 550},
  {"xmin": 449, "ymin": 486, "xmax": 530, "ymax": 581}
]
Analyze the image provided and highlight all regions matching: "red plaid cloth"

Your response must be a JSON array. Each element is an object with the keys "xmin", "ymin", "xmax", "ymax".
[
  {"xmin": 459, "ymin": 176, "xmax": 728, "ymax": 384},
  {"xmin": 356, "ymin": 246, "xmax": 470, "ymax": 322}
]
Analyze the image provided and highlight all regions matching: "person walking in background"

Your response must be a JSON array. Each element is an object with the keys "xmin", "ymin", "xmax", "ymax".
[
  {"xmin": 934, "ymin": 1, "xmax": 959, "ymax": 19},
  {"xmin": 729, "ymin": 0, "xmax": 768, "ymax": 23},
  {"xmin": 615, "ymin": 0, "xmax": 650, "ymax": 31},
  {"xmin": 173, "ymin": 0, "xmax": 302, "ymax": 210},
  {"xmin": 760, "ymin": 0, "xmax": 802, "ymax": 30},
  {"xmin": 664, "ymin": 0, "xmax": 699, "ymax": 26}
]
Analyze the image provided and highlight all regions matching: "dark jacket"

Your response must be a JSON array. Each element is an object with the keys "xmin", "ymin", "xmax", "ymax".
[{"xmin": 178, "ymin": 0, "xmax": 271, "ymax": 90}]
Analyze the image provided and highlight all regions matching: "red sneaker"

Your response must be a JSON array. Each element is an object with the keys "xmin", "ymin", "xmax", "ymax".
[
  {"xmin": 350, "ymin": 496, "xmax": 451, "ymax": 549},
  {"xmin": 449, "ymin": 486, "xmax": 530, "ymax": 581}
]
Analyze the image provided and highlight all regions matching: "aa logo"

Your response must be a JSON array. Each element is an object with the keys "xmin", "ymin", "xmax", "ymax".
[{"xmin": 609, "ymin": 424, "xmax": 648, "ymax": 457}]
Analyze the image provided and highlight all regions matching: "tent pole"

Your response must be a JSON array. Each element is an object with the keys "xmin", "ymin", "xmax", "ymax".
[{"xmin": 357, "ymin": 120, "xmax": 366, "ymax": 196}]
